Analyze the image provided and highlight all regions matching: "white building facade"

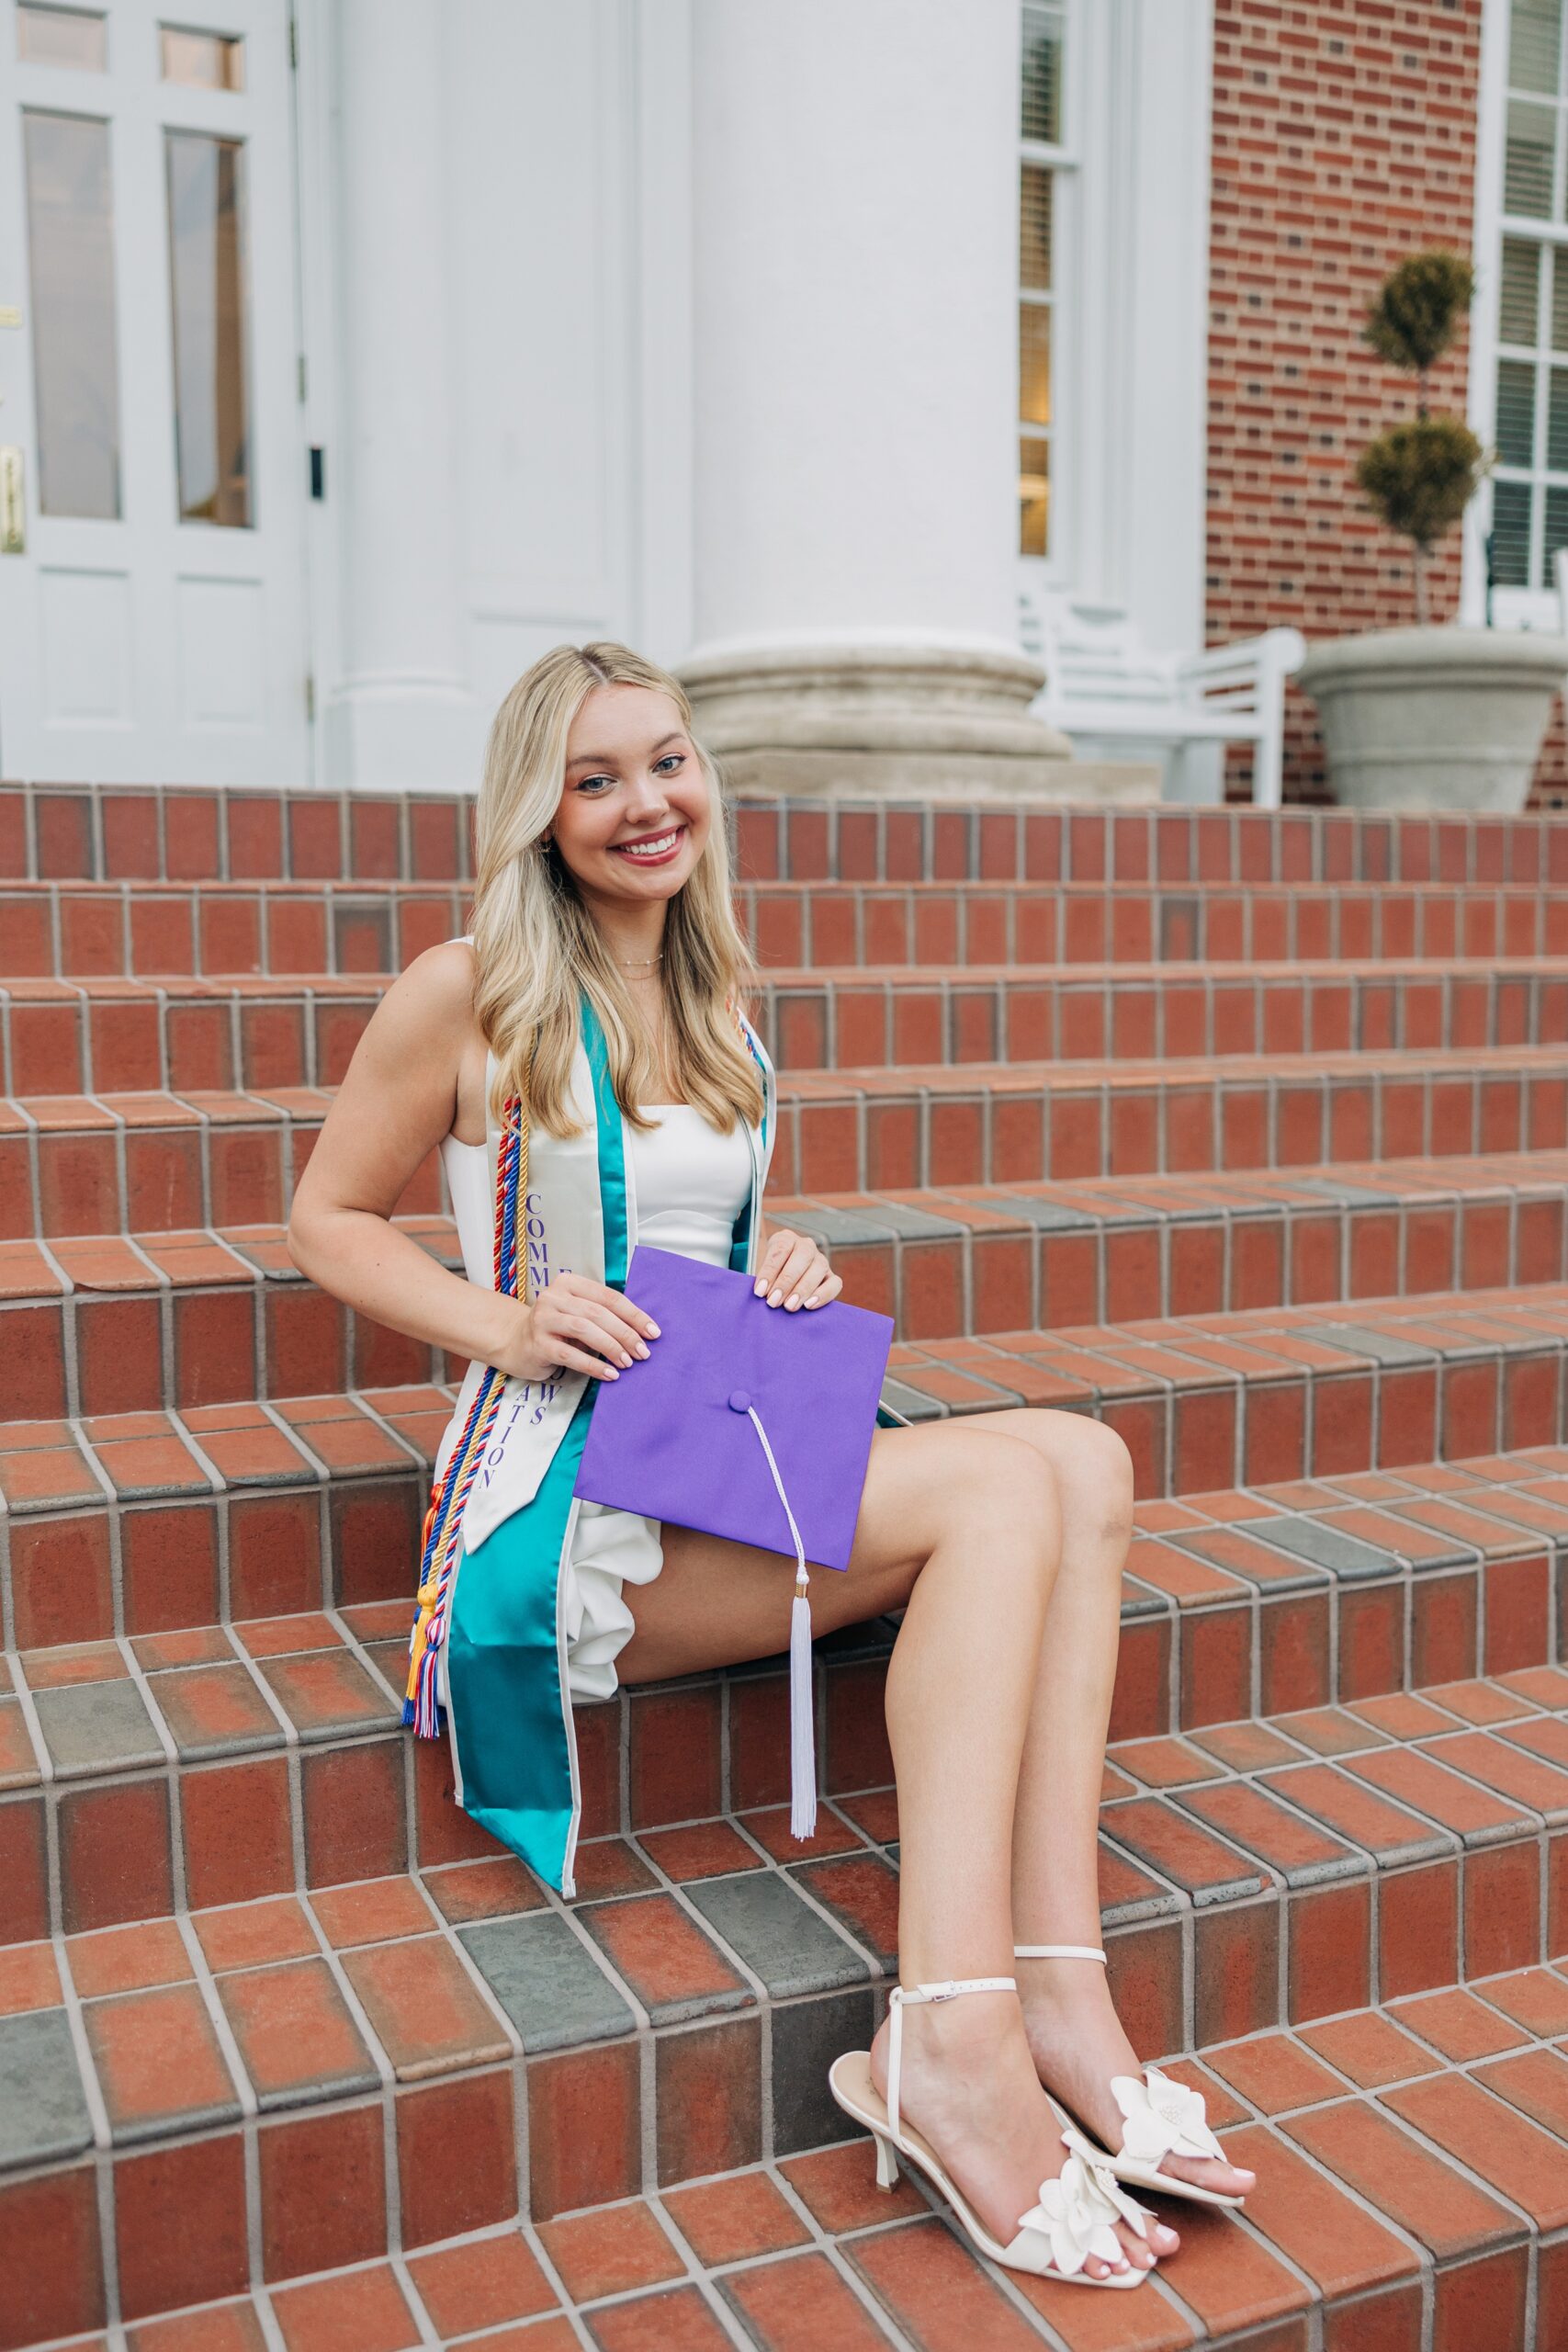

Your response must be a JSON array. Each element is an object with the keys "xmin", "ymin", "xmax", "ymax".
[{"xmin": 0, "ymin": 0, "xmax": 1213, "ymax": 792}]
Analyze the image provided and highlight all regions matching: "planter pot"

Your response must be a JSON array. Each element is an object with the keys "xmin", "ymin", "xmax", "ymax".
[{"xmin": 1296, "ymin": 626, "xmax": 1568, "ymax": 812}]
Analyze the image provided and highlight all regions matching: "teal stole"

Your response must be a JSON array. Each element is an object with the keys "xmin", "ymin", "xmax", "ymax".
[{"xmin": 440, "ymin": 997, "xmax": 771, "ymax": 1894}]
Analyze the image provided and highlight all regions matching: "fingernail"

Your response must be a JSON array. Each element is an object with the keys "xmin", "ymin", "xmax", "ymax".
[
  {"xmin": 619, "ymin": 1353, "xmax": 632, "ymax": 1368},
  {"xmin": 785, "ymin": 1294, "xmax": 799, "ymax": 1309},
  {"xmin": 634, "ymin": 1342, "xmax": 649, "ymax": 1359},
  {"xmin": 645, "ymin": 1322, "xmax": 660, "ymax": 1337},
  {"xmin": 603, "ymin": 1366, "xmax": 618, "ymax": 1379},
  {"xmin": 753, "ymin": 1281, "xmax": 766, "ymax": 1296}
]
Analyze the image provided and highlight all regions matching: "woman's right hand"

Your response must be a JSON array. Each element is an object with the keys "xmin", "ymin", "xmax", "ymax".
[{"xmin": 494, "ymin": 1272, "xmax": 660, "ymax": 1385}]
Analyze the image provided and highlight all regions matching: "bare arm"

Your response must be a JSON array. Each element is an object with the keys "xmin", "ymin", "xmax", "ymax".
[{"xmin": 288, "ymin": 943, "xmax": 656, "ymax": 1383}]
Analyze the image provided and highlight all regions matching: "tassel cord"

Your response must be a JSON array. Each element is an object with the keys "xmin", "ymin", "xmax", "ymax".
[{"xmin": 746, "ymin": 1404, "xmax": 818, "ymax": 1839}]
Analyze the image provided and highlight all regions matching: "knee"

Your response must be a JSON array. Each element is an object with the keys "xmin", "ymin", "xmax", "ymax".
[
  {"xmin": 1076, "ymin": 1419, "xmax": 1136, "ymax": 1553},
  {"xmin": 936, "ymin": 1429, "xmax": 1060, "ymax": 1566}
]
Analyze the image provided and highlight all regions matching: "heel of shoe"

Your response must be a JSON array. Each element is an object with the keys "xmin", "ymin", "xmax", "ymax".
[{"xmin": 873, "ymin": 2131, "xmax": 900, "ymax": 2190}]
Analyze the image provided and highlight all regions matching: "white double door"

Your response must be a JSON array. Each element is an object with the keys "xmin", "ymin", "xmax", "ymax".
[{"xmin": 0, "ymin": 0, "xmax": 310, "ymax": 783}]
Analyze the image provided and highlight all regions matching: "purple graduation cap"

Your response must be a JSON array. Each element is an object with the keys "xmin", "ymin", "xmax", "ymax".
[{"xmin": 573, "ymin": 1245, "xmax": 894, "ymax": 1837}]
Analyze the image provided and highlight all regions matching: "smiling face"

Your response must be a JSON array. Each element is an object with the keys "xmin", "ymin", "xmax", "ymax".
[{"xmin": 552, "ymin": 684, "xmax": 710, "ymax": 920}]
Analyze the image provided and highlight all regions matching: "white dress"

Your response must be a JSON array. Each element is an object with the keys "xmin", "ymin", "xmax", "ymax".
[{"xmin": 439, "ymin": 1104, "xmax": 754, "ymax": 1699}]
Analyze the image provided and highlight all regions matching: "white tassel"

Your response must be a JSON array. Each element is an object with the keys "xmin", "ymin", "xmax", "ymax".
[
  {"xmin": 745, "ymin": 1403, "xmax": 818, "ymax": 1841},
  {"xmin": 789, "ymin": 1572, "xmax": 818, "ymax": 1840}
]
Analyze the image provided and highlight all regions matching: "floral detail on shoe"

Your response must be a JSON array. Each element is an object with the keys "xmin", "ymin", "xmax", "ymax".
[
  {"xmin": 1111, "ymin": 2067, "xmax": 1227, "ymax": 2168},
  {"xmin": 1017, "ymin": 2135, "xmax": 1154, "ymax": 2278}
]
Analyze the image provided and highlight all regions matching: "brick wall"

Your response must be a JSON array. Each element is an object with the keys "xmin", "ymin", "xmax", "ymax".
[{"xmin": 1205, "ymin": 0, "xmax": 1490, "ymax": 802}]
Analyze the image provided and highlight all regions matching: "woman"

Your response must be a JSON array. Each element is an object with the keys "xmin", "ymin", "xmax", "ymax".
[{"xmin": 289, "ymin": 642, "xmax": 1253, "ymax": 2289}]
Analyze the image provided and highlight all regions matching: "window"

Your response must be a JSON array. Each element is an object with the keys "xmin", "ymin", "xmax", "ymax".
[
  {"xmin": 165, "ymin": 130, "xmax": 252, "ymax": 526},
  {"xmin": 160, "ymin": 25, "xmax": 245, "ymax": 91},
  {"xmin": 1495, "ymin": 0, "xmax": 1568, "ymax": 584},
  {"xmin": 16, "ymin": 5, "xmax": 107, "ymax": 71},
  {"xmin": 23, "ymin": 109, "xmax": 121, "ymax": 517},
  {"xmin": 1018, "ymin": 2, "xmax": 1064, "ymax": 558}
]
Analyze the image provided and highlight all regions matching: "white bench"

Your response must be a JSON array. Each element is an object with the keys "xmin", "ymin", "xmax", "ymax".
[{"xmin": 1020, "ymin": 593, "xmax": 1306, "ymax": 808}]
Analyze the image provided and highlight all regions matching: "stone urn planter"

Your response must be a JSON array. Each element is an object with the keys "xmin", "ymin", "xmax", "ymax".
[{"xmin": 1297, "ymin": 627, "xmax": 1568, "ymax": 812}]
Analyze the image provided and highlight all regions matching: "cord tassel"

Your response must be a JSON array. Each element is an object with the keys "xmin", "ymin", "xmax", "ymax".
[
  {"xmin": 789, "ymin": 1571, "xmax": 818, "ymax": 1839},
  {"xmin": 744, "ymin": 1402, "xmax": 818, "ymax": 1841}
]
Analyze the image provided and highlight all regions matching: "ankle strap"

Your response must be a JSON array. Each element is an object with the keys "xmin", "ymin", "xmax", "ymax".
[
  {"xmin": 1013, "ymin": 1944, "xmax": 1107, "ymax": 1962},
  {"xmin": 885, "ymin": 1975, "xmax": 1015, "ymax": 2140}
]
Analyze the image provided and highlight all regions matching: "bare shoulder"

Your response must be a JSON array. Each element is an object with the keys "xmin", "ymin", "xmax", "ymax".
[{"xmin": 371, "ymin": 939, "xmax": 479, "ymax": 1046}]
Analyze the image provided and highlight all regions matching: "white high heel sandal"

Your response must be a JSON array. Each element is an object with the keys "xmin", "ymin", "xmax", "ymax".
[
  {"xmin": 828, "ymin": 1974, "xmax": 1155, "ymax": 2289},
  {"xmin": 1015, "ymin": 1943, "xmax": 1247, "ymax": 2210}
]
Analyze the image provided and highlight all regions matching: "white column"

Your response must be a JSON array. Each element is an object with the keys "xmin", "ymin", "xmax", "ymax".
[
  {"xmin": 323, "ymin": 0, "xmax": 474, "ymax": 787},
  {"xmin": 677, "ymin": 0, "xmax": 1080, "ymax": 797}
]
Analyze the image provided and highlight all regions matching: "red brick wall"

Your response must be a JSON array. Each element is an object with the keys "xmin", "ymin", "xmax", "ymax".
[{"xmin": 1205, "ymin": 0, "xmax": 1487, "ymax": 802}]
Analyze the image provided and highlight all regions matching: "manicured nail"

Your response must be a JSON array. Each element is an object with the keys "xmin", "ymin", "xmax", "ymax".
[
  {"xmin": 634, "ymin": 1342, "xmax": 649, "ymax": 1359},
  {"xmin": 753, "ymin": 1280, "xmax": 766, "ymax": 1296},
  {"xmin": 602, "ymin": 1366, "xmax": 618, "ymax": 1379},
  {"xmin": 768, "ymin": 1288, "xmax": 783, "ymax": 1306},
  {"xmin": 785, "ymin": 1294, "xmax": 799, "ymax": 1309}
]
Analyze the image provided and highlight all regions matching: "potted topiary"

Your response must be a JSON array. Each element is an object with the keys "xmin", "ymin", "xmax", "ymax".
[{"xmin": 1298, "ymin": 248, "xmax": 1568, "ymax": 811}]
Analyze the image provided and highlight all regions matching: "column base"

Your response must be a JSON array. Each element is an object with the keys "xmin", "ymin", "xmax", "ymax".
[
  {"xmin": 675, "ymin": 637, "xmax": 1160, "ymax": 803},
  {"xmin": 321, "ymin": 677, "xmax": 484, "ymax": 792}
]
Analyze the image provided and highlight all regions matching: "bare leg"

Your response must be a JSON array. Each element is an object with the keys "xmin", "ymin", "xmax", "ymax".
[
  {"xmin": 620, "ymin": 1419, "xmax": 1160, "ymax": 2276},
  {"xmin": 988, "ymin": 1408, "xmax": 1255, "ymax": 2202}
]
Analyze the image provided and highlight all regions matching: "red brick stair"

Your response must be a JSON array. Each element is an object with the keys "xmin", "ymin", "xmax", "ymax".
[{"xmin": 2, "ymin": 783, "xmax": 1566, "ymax": 2352}]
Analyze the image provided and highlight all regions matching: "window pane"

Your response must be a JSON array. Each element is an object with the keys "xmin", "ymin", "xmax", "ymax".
[
  {"xmin": 1506, "ymin": 98, "xmax": 1555, "ymax": 215},
  {"xmin": 1020, "ymin": 302, "xmax": 1052, "ymax": 428},
  {"xmin": 1493, "ymin": 478, "xmax": 1534, "ymax": 584},
  {"xmin": 17, "ymin": 4, "xmax": 106, "ymax": 68},
  {"xmin": 1497, "ymin": 357, "xmax": 1538, "ymax": 464},
  {"xmin": 1551, "ymin": 251, "xmax": 1568, "ymax": 350},
  {"xmin": 1544, "ymin": 482, "xmax": 1568, "ymax": 571},
  {"xmin": 23, "ymin": 109, "xmax": 120, "ymax": 517},
  {"xmin": 1020, "ymin": 435, "xmax": 1049, "ymax": 559},
  {"xmin": 1548, "ymin": 367, "xmax": 1568, "ymax": 469},
  {"xmin": 1510, "ymin": 0, "xmax": 1562, "ymax": 94},
  {"xmin": 1021, "ymin": 164, "xmax": 1053, "ymax": 292},
  {"xmin": 1502, "ymin": 236, "xmax": 1541, "ymax": 345},
  {"xmin": 165, "ymin": 130, "xmax": 252, "ymax": 526},
  {"xmin": 160, "ymin": 25, "xmax": 244, "ymax": 90},
  {"xmin": 1021, "ymin": 3, "xmax": 1063, "ymax": 143}
]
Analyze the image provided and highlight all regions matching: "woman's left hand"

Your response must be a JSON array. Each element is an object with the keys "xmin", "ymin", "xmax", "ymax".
[{"xmin": 754, "ymin": 1226, "xmax": 841, "ymax": 1311}]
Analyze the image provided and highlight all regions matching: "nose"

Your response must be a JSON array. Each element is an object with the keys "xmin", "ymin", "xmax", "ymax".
[{"xmin": 623, "ymin": 770, "xmax": 672, "ymax": 823}]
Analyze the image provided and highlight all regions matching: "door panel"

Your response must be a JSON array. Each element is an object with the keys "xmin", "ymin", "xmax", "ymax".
[{"xmin": 0, "ymin": 0, "xmax": 310, "ymax": 783}]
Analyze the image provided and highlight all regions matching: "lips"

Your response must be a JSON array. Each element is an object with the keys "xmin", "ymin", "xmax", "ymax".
[{"xmin": 610, "ymin": 825, "xmax": 687, "ymax": 865}]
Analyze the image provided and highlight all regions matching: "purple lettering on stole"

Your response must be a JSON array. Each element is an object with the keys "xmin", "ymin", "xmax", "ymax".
[{"xmin": 479, "ymin": 1190, "xmax": 563, "ymax": 1490}]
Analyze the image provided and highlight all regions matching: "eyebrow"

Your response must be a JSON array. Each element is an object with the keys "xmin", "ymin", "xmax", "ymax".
[{"xmin": 567, "ymin": 730, "xmax": 685, "ymax": 772}]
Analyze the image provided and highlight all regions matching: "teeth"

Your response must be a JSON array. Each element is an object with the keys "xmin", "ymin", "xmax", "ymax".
[{"xmin": 616, "ymin": 831, "xmax": 682, "ymax": 858}]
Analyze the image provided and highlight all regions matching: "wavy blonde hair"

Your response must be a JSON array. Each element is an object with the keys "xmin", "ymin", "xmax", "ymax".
[{"xmin": 471, "ymin": 641, "xmax": 763, "ymax": 1137}]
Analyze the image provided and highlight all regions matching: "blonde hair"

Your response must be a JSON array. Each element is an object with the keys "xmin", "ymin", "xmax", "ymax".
[{"xmin": 471, "ymin": 640, "xmax": 763, "ymax": 1137}]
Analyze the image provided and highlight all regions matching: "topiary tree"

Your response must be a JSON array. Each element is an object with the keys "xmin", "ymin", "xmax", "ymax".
[{"xmin": 1355, "ymin": 250, "xmax": 1487, "ymax": 625}]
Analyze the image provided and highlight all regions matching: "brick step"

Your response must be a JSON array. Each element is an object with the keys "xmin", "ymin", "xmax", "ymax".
[
  {"xmin": 780, "ymin": 1150, "xmax": 1568, "ymax": 1339},
  {"xmin": 8, "ymin": 778, "xmax": 1566, "ymax": 890},
  {"xmin": 757, "ymin": 956, "xmax": 1568, "ymax": 1074},
  {"xmin": 884, "ymin": 1279, "xmax": 1568, "ymax": 1496},
  {"xmin": 4, "ymin": 1437, "xmax": 1564, "ymax": 1914},
  {"xmin": 12, "ymin": 872, "xmax": 1568, "ymax": 983},
  {"xmin": 7, "ymin": 1046, "xmax": 1568, "ymax": 1241},
  {"xmin": 0, "ymin": 1223, "xmax": 460, "ymax": 1422},
  {"xmin": 6, "ymin": 1985, "xmax": 1568, "ymax": 2352},
  {"xmin": 10, "ymin": 1155, "xmax": 1568, "ymax": 1418},
  {"xmin": 1, "ymin": 1645, "xmax": 1563, "ymax": 2345},
  {"xmin": 6, "ymin": 956, "xmax": 1568, "ymax": 1099},
  {"xmin": 775, "ymin": 1043, "xmax": 1568, "ymax": 1197}
]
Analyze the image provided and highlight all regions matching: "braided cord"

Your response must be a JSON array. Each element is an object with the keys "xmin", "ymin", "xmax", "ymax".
[{"xmin": 403, "ymin": 1080, "xmax": 528, "ymax": 1736}]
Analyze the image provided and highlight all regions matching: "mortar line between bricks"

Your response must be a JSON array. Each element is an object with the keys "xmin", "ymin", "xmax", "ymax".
[
  {"xmin": 293, "ymin": 1884, "xmax": 408, "ymax": 2268},
  {"xmin": 1331, "ymin": 2076, "xmax": 1552, "ymax": 2276},
  {"xmin": 51, "ymin": 1929, "xmax": 124, "ymax": 2337}
]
